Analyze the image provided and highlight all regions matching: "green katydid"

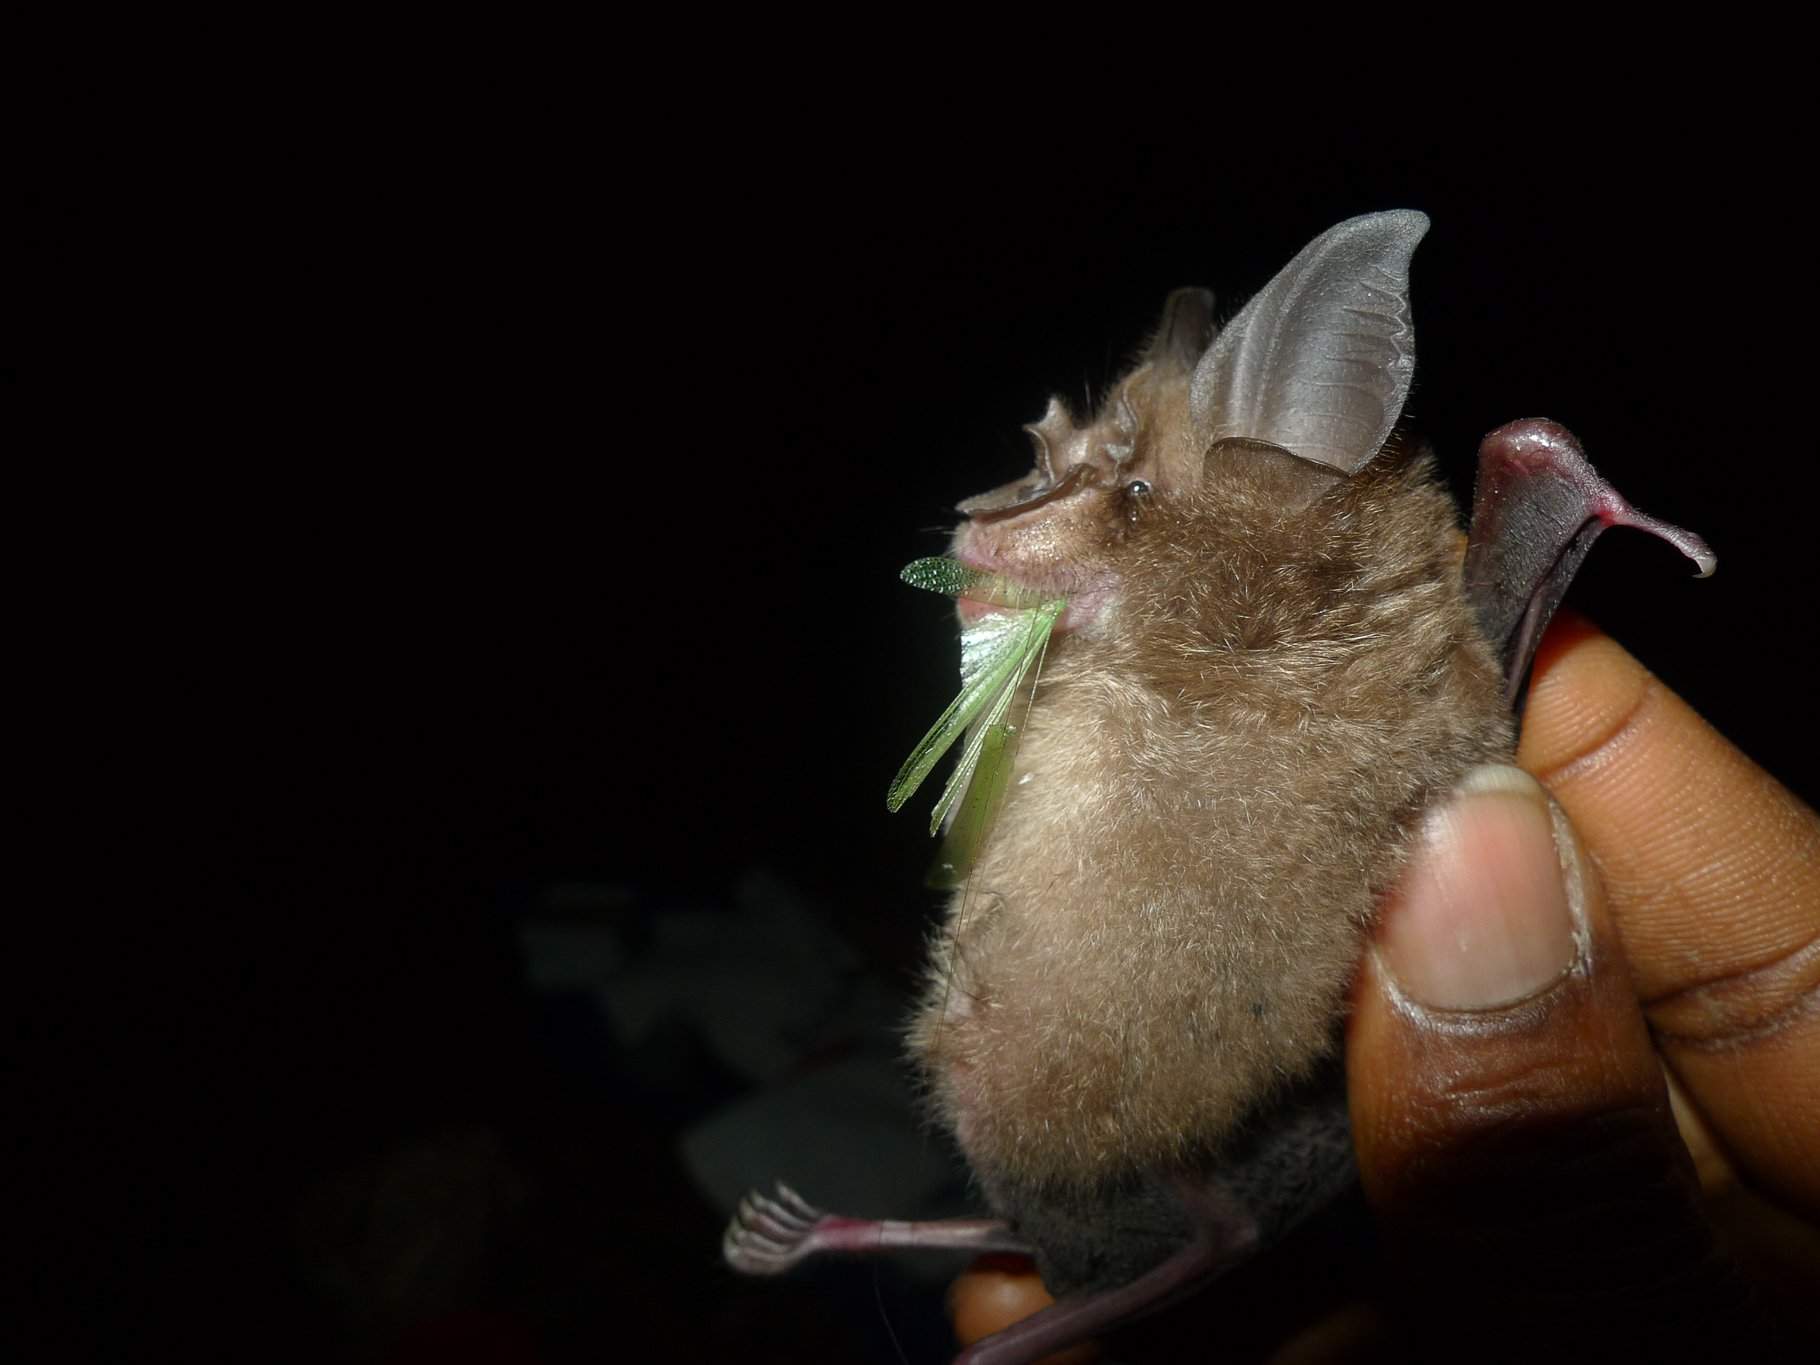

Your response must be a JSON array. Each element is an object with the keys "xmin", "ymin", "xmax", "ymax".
[{"xmin": 886, "ymin": 556, "xmax": 1065, "ymax": 886}]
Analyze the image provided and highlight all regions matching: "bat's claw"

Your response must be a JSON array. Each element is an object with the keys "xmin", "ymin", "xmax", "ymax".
[{"xmin": 722, "ymin": 1181, "xmax": 830, "ymax": 1275}]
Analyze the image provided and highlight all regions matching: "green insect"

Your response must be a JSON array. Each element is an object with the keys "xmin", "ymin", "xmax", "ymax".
[{"xmin": 885, "ymin": 556, "xmax": 1065, "ymax": 887}]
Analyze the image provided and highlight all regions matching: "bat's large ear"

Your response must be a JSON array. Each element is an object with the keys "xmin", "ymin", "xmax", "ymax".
[{"xmin": 1190, "ymin": 210, "xmax": 1427, "ymax": 475}]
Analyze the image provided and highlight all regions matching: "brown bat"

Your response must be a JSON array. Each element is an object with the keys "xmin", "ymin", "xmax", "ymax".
[{"xmin": 722, "ymin": 212, "xmax": 1715, "ymax": 1364}]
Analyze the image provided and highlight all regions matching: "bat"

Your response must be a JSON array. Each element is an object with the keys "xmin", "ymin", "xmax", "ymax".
[{"xmin": 721, "ymin": 211, "xmax": 1714, "ymax": 1364}]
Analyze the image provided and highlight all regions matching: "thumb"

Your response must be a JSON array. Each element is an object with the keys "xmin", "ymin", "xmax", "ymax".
[{"xmin": 1348, "ymin": 764, "xmax": 1775, "ymax": 1360}]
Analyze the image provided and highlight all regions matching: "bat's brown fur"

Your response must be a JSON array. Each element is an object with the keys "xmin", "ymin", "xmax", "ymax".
[
  {"xmin": 721, "ymin": 217, "xmax": 1706, "ymax": 1356},
  {"xmin": 909, "ymin": 347, "xmax": 1510, "ymax": 1190}
]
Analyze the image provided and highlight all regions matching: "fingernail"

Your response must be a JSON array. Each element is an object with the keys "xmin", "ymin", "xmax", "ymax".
[{"xmin": 1377, "ymin": 764, "xmax": 1583, "ymax": 1010}]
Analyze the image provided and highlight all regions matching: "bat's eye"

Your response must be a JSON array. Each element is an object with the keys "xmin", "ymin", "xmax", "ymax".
[{"xmin": 1122, "ymin": 478, "xmax": 1152, "ymax": 525}]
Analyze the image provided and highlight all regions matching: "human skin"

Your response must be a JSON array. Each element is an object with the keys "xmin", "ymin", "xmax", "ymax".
[
  {"xmin": 950, "ymin": 613, "xmax": 1820, "ymax": 1359},
  {"xmin": 1495, "ymin": 612, "xmax": 1819, "ymax": 1219}
]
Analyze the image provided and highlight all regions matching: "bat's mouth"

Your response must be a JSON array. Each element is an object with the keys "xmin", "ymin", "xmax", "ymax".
[
  {"xmin": 949, "ymin": 545, "xmax": 1110, "ymax": 634},
  {"xmin": 955, "ymin": 595, "xmax": 1002, "ymax": 625},
  {"xmin": 950, "ymin": 462, "xmax": 1120, "ymax": 633},
  {"xmin": 955, "ymin": 593, "xmax": 1098, "ymax": 632}
]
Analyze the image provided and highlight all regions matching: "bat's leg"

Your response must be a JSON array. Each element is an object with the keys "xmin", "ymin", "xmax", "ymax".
[
  {"xmin": 959, "ymin": 1071, "xmax": 1355, "ymax": 1365},
  {"xmin": 722, "ymin": 1180, "xmax": 1030, "ymax": 1276},
  {"xmin": 955, "ymin": 1185, "xmax": 1260, "ymax": 1365}
]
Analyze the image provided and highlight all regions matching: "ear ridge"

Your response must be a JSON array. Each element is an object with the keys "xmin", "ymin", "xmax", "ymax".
[{"xmin": 1189, "ymin": 210, "xmax": 1427, "ymax": 474}]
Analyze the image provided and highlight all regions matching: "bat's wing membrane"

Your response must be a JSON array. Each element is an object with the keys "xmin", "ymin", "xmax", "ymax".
[{"xmin": 1464, "ymin": 418, "xmax": 1715, "ymax": 707}]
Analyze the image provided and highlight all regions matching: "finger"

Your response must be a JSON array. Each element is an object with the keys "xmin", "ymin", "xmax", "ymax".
[
  {"xmin": 1349, "ymin": 764, "xmax": 1767, "ymax": 1357},
  {"xmin": 1518, "ymin": 614, "xmax": 1820, "ymax": 1217},
  {"xmin": 947, "ymin": 1256, "xmax": 1099, "ymax": 1363}
]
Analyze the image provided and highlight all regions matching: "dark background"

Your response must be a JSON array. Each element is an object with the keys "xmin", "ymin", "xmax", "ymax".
[{"xmin": 55, "ymin": 107, "xmax": 1814, "ymax": 1362}]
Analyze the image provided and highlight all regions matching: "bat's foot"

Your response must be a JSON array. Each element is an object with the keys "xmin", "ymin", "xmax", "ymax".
[
  {"xmin": 724, "ymin": 1183, "xmax": 1026, "ymax": 1274},
  {"xmin": 723, "ymin": 1181, "xmax": 830, "ymax": 1275}
]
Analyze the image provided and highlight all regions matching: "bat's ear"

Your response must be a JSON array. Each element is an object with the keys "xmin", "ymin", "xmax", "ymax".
[
  {"xmin": 1142, "ymin": 286, "xmax": 1217, "ymax": 373},
  {"xmin": 1190, "ymin": 210, "xmax": 1427, "ymax": 475},
  {"xmin": 1203, "ymin": 436, "xmax": 1344, "ymax": 508}
]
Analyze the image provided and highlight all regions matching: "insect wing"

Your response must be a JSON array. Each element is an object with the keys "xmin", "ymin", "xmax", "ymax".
[
  {"xmin": 885, "ymin": 606, "xmax": 1039, "ymax": 814},
  {"xmin": 927, "ymin": 717, "xmax": 1017, "ymax": 888},
  {"xmin": 927, "ymin": 601, "xmax": 1059, "ymax": 835}
]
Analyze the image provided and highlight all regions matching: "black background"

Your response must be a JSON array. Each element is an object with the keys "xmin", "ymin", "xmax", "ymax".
[{"xmin": 54, "ymin": 99, "xmax": 1815, "ymax": 1362}]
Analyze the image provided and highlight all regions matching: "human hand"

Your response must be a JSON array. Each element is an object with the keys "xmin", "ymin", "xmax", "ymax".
[{"xmin": 1343, "ymin": 612, "xmax": 1819, "ymax": 1359}]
